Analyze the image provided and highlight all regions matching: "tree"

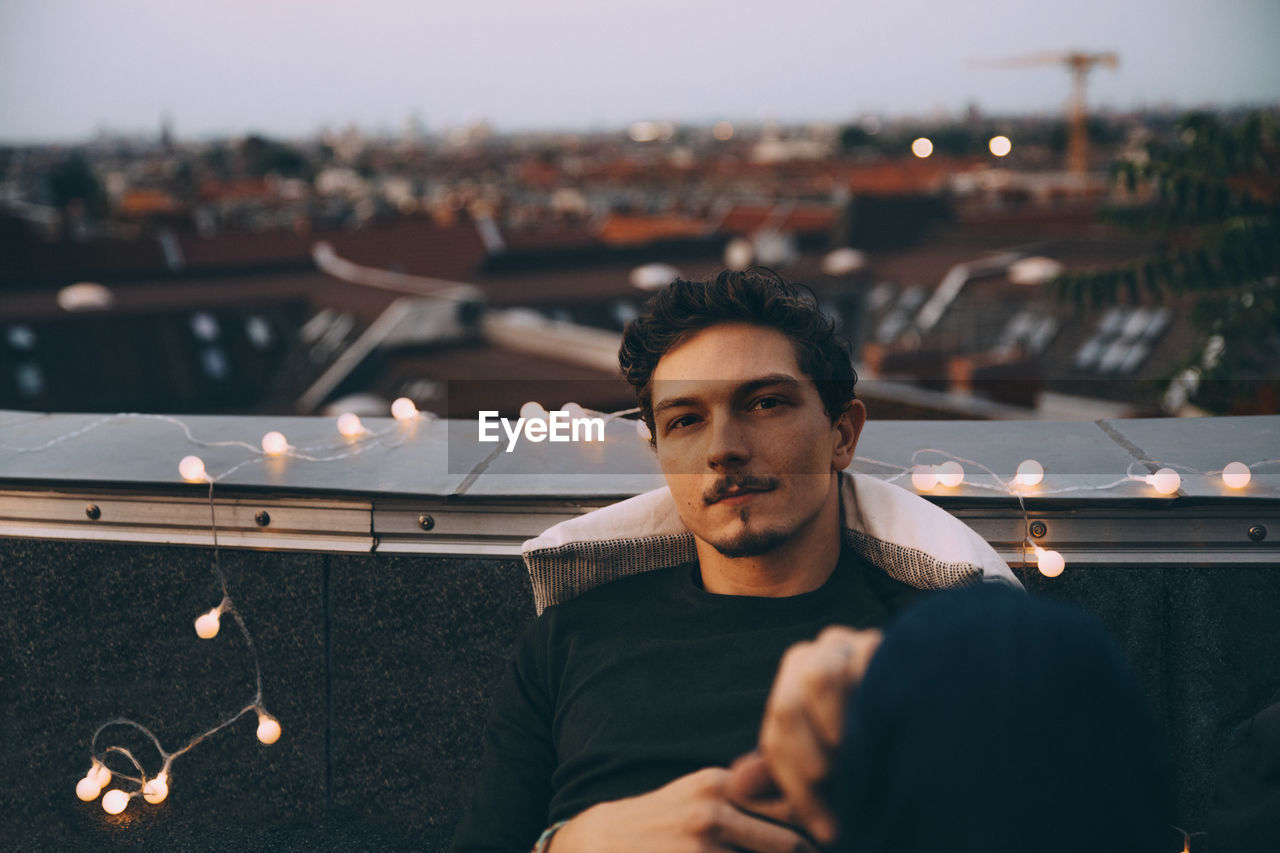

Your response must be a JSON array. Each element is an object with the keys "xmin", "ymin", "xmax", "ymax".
[{"xmin": 1051, "ymin": 110, "xmax": 1280, "ymax": 414}]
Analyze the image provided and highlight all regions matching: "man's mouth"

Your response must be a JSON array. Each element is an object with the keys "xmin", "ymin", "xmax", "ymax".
[{"xmin": 704, "ymin": 477, "xmax": 779, "ymax": 505}]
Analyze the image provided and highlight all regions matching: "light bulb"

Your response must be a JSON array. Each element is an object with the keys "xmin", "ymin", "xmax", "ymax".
[
  {"xmin": 1150, "ymin": 467, "xmax": 1181, "ymax": 495},
  {"xmin": 391, "ymin": 397, "xmax": 418, "ymax": 421},
  {"xmin": 911, "ymin": 465, "xmax": 939, "ymax": 491},
  {"xmin": 194, "ymin": 608, "xmax": 221, "ymax": 639},
  {"xmin": 261, "ymin": 431, "xmax": 289, "ymax": 455},
  {"xmin": 178, "ymin": 455, "xmax": 206, "ymax": 482},
  {"xmin": 1222, "ymin": 461, "xmax": 1251, "ymax": 489},
  {"xmin": 336, "ymin": 413, "xmax": 366, "ymax": 438},
  {"xmin": 142, "ymin": 773, "xmax": 168, "ymax": 804},
  {"xmin": 1015, "ymin": 459, "xmax": 1044, "ymax": 487},
  {"xmin": 101, "ymin": 789, "xmax": 129, "ymax": 815},
  {"xmin": 92, "ymin": 761, "xmax": 113, "ymax": 788},
  {"xmin": 560, "ymin": 402, "xmax": 586, "ymax": 420},
  {"xmin": 936, "ymin": 461, "xmax": 965, "ymax": 488},
  {"xmin": 76, "ymin": 774, "xmax": 102, "ymax": 802},
  {"xmin": 257, "ymin": 714, "xmax": 281, "ymax": 745},
  {"xmin": 519, "ymin": 401, "xmax": 548, "ymax": 422},
  {"xmin": 635, "ymin": 419, "xmax": 652, "ymax": 441},
  {"xmin": 1037, "ymin": 548, "xmax": 1065, "ymax": 578}
]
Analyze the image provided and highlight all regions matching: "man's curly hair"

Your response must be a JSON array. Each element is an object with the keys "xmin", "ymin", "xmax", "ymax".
[{"xmin": 618, "ymin": 267, "xmax": 857, "ymax": 440}]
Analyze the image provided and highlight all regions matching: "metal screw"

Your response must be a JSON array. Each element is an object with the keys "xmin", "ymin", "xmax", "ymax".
[
  {"xmin": 255, "ymin": 511, "xmax": 271, "ymax": 527},
  {"xmin": 1029, "ymin": 520, "xmax": 1047, "ymax": 538},
  {"xmin": 1249, "ymin": 525, "xmax": 1267, "ymax": 543},
  {"xmin": 85, "ymin": 504, "xmax": 101, "ymax": 520},
  {"xmin": 418, "ymin": 514, "xmax": 435, "ymax": 531}
]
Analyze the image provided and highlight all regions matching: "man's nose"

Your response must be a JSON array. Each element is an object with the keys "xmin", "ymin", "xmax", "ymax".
[{"xmin": 706, "ymin": 414, "xmax": 750, "ymax": 469}]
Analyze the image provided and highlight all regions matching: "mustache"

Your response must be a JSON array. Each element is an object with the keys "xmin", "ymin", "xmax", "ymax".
[{"xmin": 703, "ymin": 473, "xmax": 781, "ymax": 505}]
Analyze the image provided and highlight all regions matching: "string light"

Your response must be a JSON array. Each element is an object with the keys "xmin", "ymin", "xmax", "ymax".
[
  {"xmin": 194, "ymin": 606, "xmax": 222, "ymax": 639},
  {"xmin": 142, "ymin": 772, "xmax": 169, "ymax": 804},
  {"xmin": 935, "ymin": 460, "xmax": 965, "ymax": 488},
  {"xmin": 1032, "ymin": 544, "xmax": 1066, "ymax": 578},
  {"xmin": 1014, "ymin": 459, "xmax": 1044, "ymax": 487},
  {"xmin": 178, "ymin": 455, "xmax": 207, "ymax": 482},
  {"xmin": 519, "ymin": 401, "xmax": 549, "ymax": 422},
  {"xmin": 256, "ymin": 713, "xmax": 282, "ymax": 745},
  {"xmin": 910, "ymin": 464, "xmax": 939, "ymax": 491},
  {"xmin": 1148, "ymin": 467, "xmax": 1181, "ymax": 495},
  {"xmin": 101, "ymin": 789, "xmax": 129, "ymax": 815},
  {"xmin": 76, "ymin": 766, "xmax": 105, "ymax": 802},
  {"xmin": 1222, "ymin": 461, "xmax": 1251, "ymax": 489},
  {"xmin": 391, "ymin": 397, "xmax": 419, "ymax": 421},
  {"xmin": 336, "ymin": 412, "xmax": 367, "ymax": 438},
  {"xmin": 261, "ymin": 431, "xmax": 289, "ymax": 455}
]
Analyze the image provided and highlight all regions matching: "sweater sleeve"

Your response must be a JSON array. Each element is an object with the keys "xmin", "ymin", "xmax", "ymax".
[{"xmin": 451, "ymin": 615, "xmax": 558, "ymax": 853}]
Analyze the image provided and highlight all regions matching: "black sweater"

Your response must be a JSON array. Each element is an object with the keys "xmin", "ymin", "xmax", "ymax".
[{"xmin": 452, "ymin": 551, "xmax": 920, "ymax": 853}]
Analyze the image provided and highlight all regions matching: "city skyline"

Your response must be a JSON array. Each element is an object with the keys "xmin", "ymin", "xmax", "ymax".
[{"xmin": 2, "ymin": 0, "xmax": 1279, "ymax": 144}]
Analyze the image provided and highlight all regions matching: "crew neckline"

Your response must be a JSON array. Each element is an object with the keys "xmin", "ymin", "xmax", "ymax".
[{"xmin": 676, "ymin": 549, "xmax": 855, "ymax": 610}]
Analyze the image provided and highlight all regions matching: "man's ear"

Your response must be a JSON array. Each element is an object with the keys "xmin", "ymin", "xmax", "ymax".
[{"xmin": 831, "ymin": 400, "xmax": 866, "ymax": 471}]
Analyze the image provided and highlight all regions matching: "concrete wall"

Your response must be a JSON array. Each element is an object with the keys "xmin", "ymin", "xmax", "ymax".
[{"xmin": 3, "ymin": 538, "xmax": 1278, "ymax": 850}]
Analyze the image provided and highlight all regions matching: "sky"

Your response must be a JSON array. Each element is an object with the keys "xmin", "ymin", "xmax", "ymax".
[{"xmin": 1, "ymin": 0, "xmax": 1278, "ymax": 143}]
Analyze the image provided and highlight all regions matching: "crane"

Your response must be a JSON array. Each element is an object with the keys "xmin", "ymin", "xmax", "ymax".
[{"xmin": 974, "ymin": 51, "xmax": 1119, "ymax": 175}]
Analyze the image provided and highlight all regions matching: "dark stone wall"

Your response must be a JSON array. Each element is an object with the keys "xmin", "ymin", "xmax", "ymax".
[{"xmin": 3, "ymin": 538, "xmax": 1278, "ymax": 851}]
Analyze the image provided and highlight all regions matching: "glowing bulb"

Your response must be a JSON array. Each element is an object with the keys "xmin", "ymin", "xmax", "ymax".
[
  {"xmin": 1150, "ymin": 467, "xmax": 1181, "ymax": 495},
  {"xmin": 1222, "ymin": 461, "xmax": 1251, "ymax": 489},
  {"xmin": 988, "ymin": 135, "xmax": 1012, "ymax": 157},
  {"xmin": 142, "ymin": 773, "xmax": 168, "ymax": 804},
  {"xmin": 1015, "ymin": 459, "xmax": 1044, "ymax": 487},
  {"xmin": 911, "ymin": 465, "xmax": 938, "ymax": 491},
  {"xmin": 391, "ymin": 397, "xmax": 418, "ymax": 421},
  {"xmin": 261, "ymin": 431, "xmax": 289, "ymax": 455},
  {"xmin": 635, "ymin": 419, "xmax": 652, "ymax": 441},
  {"xmin": 92, "ymin": 761, "xmax": 113, "ymax": 788},
  {"xmin": 936, "ymin": 461, "xmax": 965, "ymax": 488},
  {"xmin": 560, "ymin": 402, "xmax": 586, "ymax": 420},
  {"xmin": 1036, "ymin": 548, "xmax": 1065, "ymax": 578},
  {"xmin": 519, "ymin": 401, "xmax": 548, "ymax": 422},
  {"xmin": 178, "ymin": 455, "xmax": 206, "ymax": 482},
  {"xmin": 911, "ymin": 137, "xmax": 933, "ymax": 158},
  {"xmin": 336, "ymin": 413, "xmax": 366, "ymax": 438},
  {"xmin": 194, "ymin": 608, "xmax": 221, "ymax": 639},
  {"xmin": 257, "ymin": 714, "xmax": 281, "ymax": 745},
  {"xmin": 76, "ymin": 774, "xmax": 102, "ymax": 802},
  {"xmin": 101, "ymin": 789, "xmax": 129, "ymax": 815}
]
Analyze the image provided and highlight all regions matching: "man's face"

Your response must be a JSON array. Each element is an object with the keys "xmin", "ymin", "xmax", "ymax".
[{"xmin": 649, "ymin": 322, "xmax": 864, "ymax": 559}]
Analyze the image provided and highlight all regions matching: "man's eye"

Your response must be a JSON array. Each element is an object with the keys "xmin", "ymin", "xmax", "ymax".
[
  {"xmin": 751, "ymin": 396, "xmax": 785, "ymax": 411},
  {"xmin": 666, "ymin": 414, "xmax": 698, "ymax": 432}
]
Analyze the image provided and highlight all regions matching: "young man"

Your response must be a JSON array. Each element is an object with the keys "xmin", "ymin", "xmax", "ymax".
[{"xmin": 453, "ymin": 269, "xmax": 932, "ymax": 852}]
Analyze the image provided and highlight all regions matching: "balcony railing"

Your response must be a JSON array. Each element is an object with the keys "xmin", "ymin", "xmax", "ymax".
[{"xmin": 2, "ymin": 410, "xmax": 1278, "ymax": 851}]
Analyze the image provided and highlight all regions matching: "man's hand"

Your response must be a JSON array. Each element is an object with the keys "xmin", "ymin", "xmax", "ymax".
[
  {"xmin": 548, "ymin": 767, "xmax": 818, "ymax": 853},
  {"xmin": 727, "ymin": 626, "xmax": 883, "ymax": 845}
]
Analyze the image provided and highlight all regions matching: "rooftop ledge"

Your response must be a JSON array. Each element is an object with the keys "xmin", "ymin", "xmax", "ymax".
[{"xmin": 1, "ymin": 410, "xmax": 1277, "ymax": 566}]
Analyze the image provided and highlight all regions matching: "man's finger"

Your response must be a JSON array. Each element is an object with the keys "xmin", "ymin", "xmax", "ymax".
[
  {"xmin": 718, "ymin": 802, "xmax": 820, "ymax": 853},
  {"xmin": 806, "ymin": 629, "xmax": 882, "ymax": 745},
  {"xmin": 726, "ymin": 751, "xmax": 793, "ymax": 823},
  {"xmin": 759, "ymin": 707, "xmax": 837, "ymax": 844}
]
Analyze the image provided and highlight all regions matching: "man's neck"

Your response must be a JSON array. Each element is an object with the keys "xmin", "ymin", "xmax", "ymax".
[{"xmin": 694, "ymin": 494, "xmax": 842, "ymax": 597}]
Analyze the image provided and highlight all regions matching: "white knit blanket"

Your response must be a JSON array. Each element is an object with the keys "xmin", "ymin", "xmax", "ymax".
[{"xmin": 522, "ymin": 471, "xmax": 1021, "ymax": 615}]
